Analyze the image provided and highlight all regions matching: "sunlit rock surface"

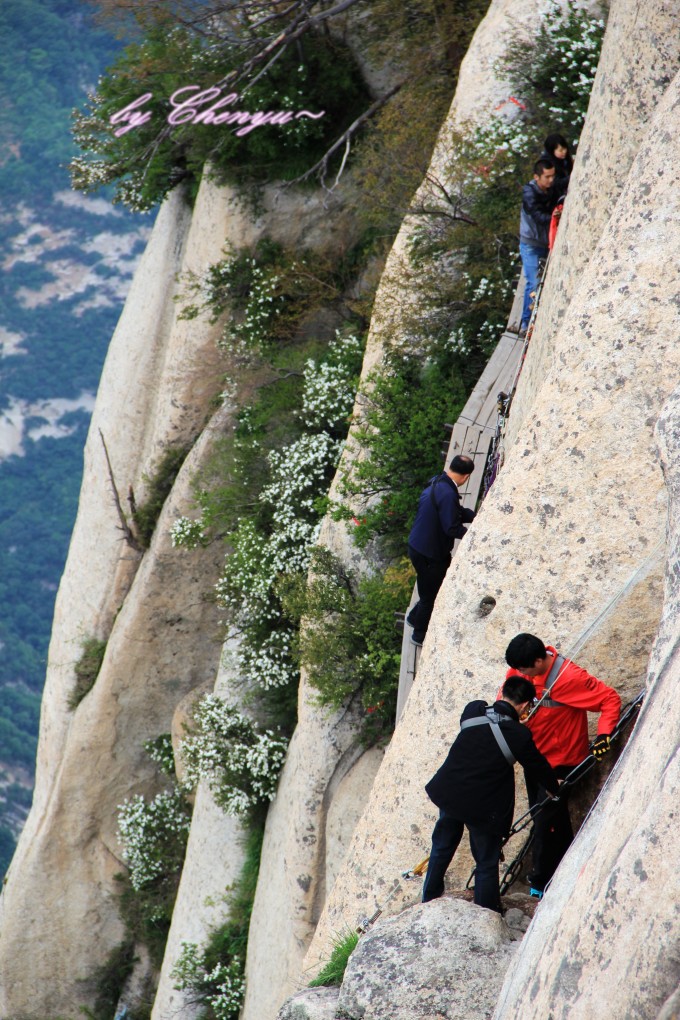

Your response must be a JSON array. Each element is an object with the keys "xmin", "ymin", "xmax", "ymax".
[{"xmin": 303, "ymin": 49, "xmax": 680, "ymax": 990}]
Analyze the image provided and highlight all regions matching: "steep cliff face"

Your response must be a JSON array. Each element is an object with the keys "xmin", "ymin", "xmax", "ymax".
[
  {"xmin": 0, "ymin": 171, "xmax": 358, "ymax": 1018},
  {"xmin": 508, "ymin": 0, "xmax": 680, "ymax": 441},
  {"xmin": 492, "ymin": 70, "xmax": 680, "ymax": 1020},
  {"xmin": 4, "ymin": 1, "xmax": 679, "ymax": 1017},
  {"xmin": 241, "ymin": 3, "xmax": 552, "ymax": 1016},
  {"xmin": 303, "ymin": 13, "xmax": 680, "ymax": 1010}
]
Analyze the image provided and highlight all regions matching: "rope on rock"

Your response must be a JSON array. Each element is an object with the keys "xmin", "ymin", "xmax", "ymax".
[{"xmin": 463, "ymin": 688, "xmax": 645, "ymax": 895}]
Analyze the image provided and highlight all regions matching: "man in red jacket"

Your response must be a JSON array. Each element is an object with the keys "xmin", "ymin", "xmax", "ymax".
[{"xmin": 504, "ymin": 632, "xmax": 621, "ymax": 897}]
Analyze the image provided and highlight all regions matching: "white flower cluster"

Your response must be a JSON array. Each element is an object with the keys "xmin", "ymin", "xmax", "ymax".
[
  {"xmin": 171, "ymin": 515, "xmax": 207, "ymax": 549},
  {"xmin": 215, "ymin": 333, "xmax": 359, "ymax": 635},
  {"xmin": 172, "ymin": 942, "xmax": 245, "ymax": 1020},
  {"xmin": 207, "ymin": 961, "xmax": 246, "ymax": 1019},
  {"xmin": 445, "ymin": 327, "xmax": 472, "ymax": 356},
  {"xmin": 220, "ymin": 260, "xmax": 286, "ymax": 350},
  {"xmin": 239, "ymin": 629, "xmax": 297, "ymax": 689},
  {"xmin": 215, "ymin": 431, "xmax": 338, "ymax": 629},
  {"xmin": 301, "ymin": 333, "xmax": 362, "ymax": 430},
  {"xmin": 117, "ymin": 788, "xmax": 190, "ymax": 891},
  {"xmin": 534, "ymin": 0, "xmax": 605, "ymax": 128},
  {"xmin": 457, "ymin": 116, "xmax": 533, "ymax": 193},
  {"xmin": 214, "ymin": 519, "xmax": 278, "ymax": 620},
  {"xmin": 179, "ymin": 694, "xmax": 288, "ymax": 815}
]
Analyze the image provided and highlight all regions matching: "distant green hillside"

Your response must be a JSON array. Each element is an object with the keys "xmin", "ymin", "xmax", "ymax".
[{"xmin": 0, "ymin": 0, "xmax": 153, "ymax": 874}]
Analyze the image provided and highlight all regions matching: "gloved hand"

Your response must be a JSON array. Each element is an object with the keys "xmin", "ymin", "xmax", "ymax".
[{"xmin": 591, "ymin": 734, "xmax": 611, "ymax": 760}]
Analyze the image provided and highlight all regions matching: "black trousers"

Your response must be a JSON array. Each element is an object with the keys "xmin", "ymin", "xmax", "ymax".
[
  {"xmin": 422, "ymin": 810, "xmax": 503, "ymax": 912},
  {"xmin": 525, "ymin": 765, "xmax": 574, "ymax": 892},
  {"xmin": 407, "ymin": 545, "xmax": 451, "ymax": 641}
]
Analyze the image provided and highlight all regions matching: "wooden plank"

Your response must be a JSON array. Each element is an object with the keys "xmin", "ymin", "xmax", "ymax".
[
  {"xmin": 396, "ymin": 590, "xmax": 420, "ymax": 719},
  {"xmin": 507, "ymin": 269, "xmax": 526, "ymax": 334},
  {"xmin": 448, "ymin": 421, "xmax": 471, "ymax": 458},
  {"xmin": 456, "ymin": 330, "xmax": 519, "ymax": 424},
  {"xmin": 397, "ymin": 277, "xmax": 526, "ymax": 721}
]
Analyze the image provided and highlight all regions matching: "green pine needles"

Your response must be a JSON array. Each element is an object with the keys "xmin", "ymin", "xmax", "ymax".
[{"xmin": 70, "ymin": 27, "xmax": 370, "ymax": 211}]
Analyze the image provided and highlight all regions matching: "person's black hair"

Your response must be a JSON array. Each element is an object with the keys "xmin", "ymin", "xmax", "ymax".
[
  {"xmin": 450, "ymin": 454, "xmax": 474, "ymax": 475},
  {"xmin": 544, "ymin": 133, "xmax": 570, "ymax": 156},
  {"xmin": 533, "ymin": 157, "xmax": 555, "ymax": 176},
  {"xmin": 505, "ymin": 633, "xmax": 547, "ymax": 669},
  {"xmin": 502, "ymin": 676, "xmax": 537, "ymax": 705}
]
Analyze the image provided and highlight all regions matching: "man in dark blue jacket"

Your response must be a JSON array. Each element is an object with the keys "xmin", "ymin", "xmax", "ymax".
[
  {"xmin": 407, "ymin": 454, "xmax": 475, "ymax": 645},
  {"xmin": 423, "ymin": 677, "xmax": 560, "ymax": 911},
  {"xmin": 519, "ymin": 158, "xmax": 559, "ymax": 333}
]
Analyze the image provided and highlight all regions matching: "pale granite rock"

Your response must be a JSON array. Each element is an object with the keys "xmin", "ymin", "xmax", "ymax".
[
  {"xmin": 492, "ymin": 378, "xmax": 680, "ymax": 1018},
  {"xmin": 508, "ymin": 0, "xmax": 680, "ymax": 444},
  {"xmin": 304, "ymin": 57, "xmax": 680, "ymax": 982},
  {"xmin": 277, "ymin": 986, "xmax": 341, "ymax": 1020},
  {"xmin": 325, "ymin": 747, "xmax": 385, "ymax": 896},
  {"xmin": 337, "ymin": 898, "xmax": 517, "ymax": 1020}
]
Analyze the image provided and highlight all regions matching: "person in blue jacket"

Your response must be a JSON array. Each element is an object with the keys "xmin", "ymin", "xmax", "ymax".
[
  {"xmin": 519, "ymin": 157, "xmax": 559, "ymax": 333},
  {"xmin": 406, "ymin": 454, "xmax": 475, "ymax": 645}
]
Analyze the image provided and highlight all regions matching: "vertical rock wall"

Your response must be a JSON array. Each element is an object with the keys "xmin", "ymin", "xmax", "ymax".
[
  {"xmin": 0, "ymin": 154, "xmax": 363, "ymax": 1015},
  {"xmin": 303, "ymin": 55, "xmax": 680, "ymax": 979},
  {"xmin": 242, "ymin": 2, "xmax": 556, "ymax": 1017},
  {"xmin": 494, "ymin": 376, "xmax": 680, "ymax": 1018},
  {"xmin": 507, "ymin": 0, "xmax": 680, "ymax": 442}
]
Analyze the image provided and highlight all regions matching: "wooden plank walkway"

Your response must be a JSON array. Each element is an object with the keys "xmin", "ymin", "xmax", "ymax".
[{"xmin": 395, "ymin": 274, "xmax": 526, "ymax": 721}]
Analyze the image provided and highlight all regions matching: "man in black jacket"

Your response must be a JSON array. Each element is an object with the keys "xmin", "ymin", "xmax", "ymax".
[
  {"xmin": 407, "ymin": 454, "xmax": 476, "ymax": 646},
  {"xmin": 422, "ymin": 676, "xmax": 560, "ymax": 911},
  {"xmin": 519, "ymin": 158, "xmax": 559, "ymax": 333}
]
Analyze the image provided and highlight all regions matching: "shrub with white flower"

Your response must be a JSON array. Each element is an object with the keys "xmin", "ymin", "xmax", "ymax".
[
  {"xmin": 238, "ymin": 629, "xmax": 297, "ymax": 690},
  {"xmin": 172, "ymin": 942, "xmax": 245, "ymax": 1020},
  {"xmin": 528, "ymin": 0, "xmax": 606, "ymax": 129},
  {"xmin": 143, "ymin": 733, "xmax": 177, "ymax": 778},
  {"xmin": 301, "ymin": 333, "xmax": 363, "ymax": 430},
  {"xmin": 179, "ymin": 695, "xmax": 288, "ymax": 816},
  {"xmin": 117, "ymin": 787, "xmax": 191, "ymax": 891},
  {"xmin": 210, "ymin": 329, "xmax": 362, "ymax": 693},
  {"xmin": 170, "ymin": 515, "xmax": 207, "ymax": 549}
]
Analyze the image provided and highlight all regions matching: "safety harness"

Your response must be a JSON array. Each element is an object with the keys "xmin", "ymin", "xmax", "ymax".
[
  {"xmin": 460, "ymin": 707, "xmax": 516, "ymax": 766},
  {"xmin": 354, "ymin": 689, "xmax": 645, "ymax": 935},
  {"xmin": 469, "ymin": 689, "xmax": 645, "ymax": 895},
  {"xmin": 523, "ymin": 652, "xmax": 567, "ymax": 720}
]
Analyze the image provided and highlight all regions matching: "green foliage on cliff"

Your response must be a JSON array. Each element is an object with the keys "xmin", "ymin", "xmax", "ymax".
[
  {"xmin": 132, "ymin": 445, "xmax": 191, "ymax": 548},
  {"xmin": 68, "ymin": 637, "xmax": 107, "ymax": 710},
  {"xmin": 280, "ymin": 549, "xmax": 414, "ymax": 739},
  {"xmin": 71, "ymin": 27, "xmax": 370, "ymax": 210},
  {"xmin": 308, "ymin": 928, "xmax": 359, "ymax": 988},
  {"xmin": 172, "ymin": 239, "xmax": 367, "ymax": 735}
]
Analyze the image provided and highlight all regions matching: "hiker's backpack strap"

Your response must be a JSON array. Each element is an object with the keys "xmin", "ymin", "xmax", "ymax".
[
  {"xmin": 460, "ymin": 709, "xmax": 516, "ymax": 767},
  {"xmin": 541, "ymin": 653, "xmax": 567, "ymax": 708}
]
